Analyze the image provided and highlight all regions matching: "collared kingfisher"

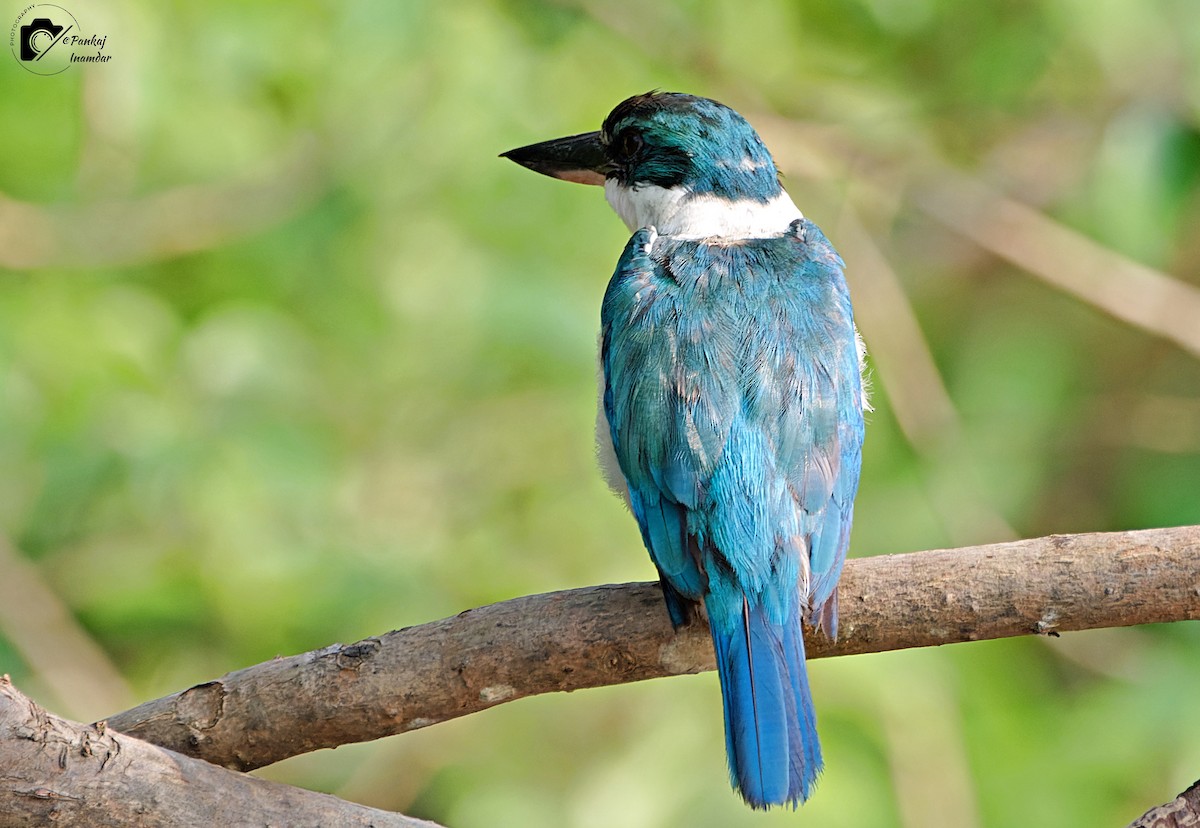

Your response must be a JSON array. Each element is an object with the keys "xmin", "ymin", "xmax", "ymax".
[{"xmin": 503, "ymin": 91, "xmax": 866, "ymax": 809}]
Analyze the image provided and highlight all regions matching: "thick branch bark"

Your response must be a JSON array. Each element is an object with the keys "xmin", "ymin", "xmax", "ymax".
[
  {"xmin": 104, "ymin": 525, "xmax": 1200, "ymax": 772},
  {"xmin": 0, "ymin": 677, "xmax": 441, "ymax": 827}
]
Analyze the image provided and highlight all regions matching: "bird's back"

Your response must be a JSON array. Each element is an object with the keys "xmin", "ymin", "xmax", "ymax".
[
  {"xmin": 602, "ymin": 219, "xmax": 863, "ymax": 625},
  {"xmin": 601, "ymin": 218, "xmax": 864, "ymax": 807}
]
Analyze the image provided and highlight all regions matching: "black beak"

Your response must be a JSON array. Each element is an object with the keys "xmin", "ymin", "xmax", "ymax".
[{"xmin": 501, "ymin": 131, "xmax": 611, "ymax": 186}]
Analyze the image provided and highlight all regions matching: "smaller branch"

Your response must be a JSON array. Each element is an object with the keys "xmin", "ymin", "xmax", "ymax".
[
  {"xmin": 0, "ymin": 137, "xmax": 324, "ymax": 270},
  {"xmin": 1126, "ymin": 780, "xmax": 1200, "ymax": 828},
  {"xmin": 0, "ymin": 535, "xmax": 134, "ymax": 720},
  {"xmin": 834, "ymin": 202, "xmax": 1016, "ymax": 545},
  {"xmin": 0, "ymin": 677, "xmax": 441, "ymax": 828},
  {"xmin": 910, "ymin": 171, "xmax": 1200, "ymax": 362},
  {"xmin": 106, "ymin": 526, "xmax": 1200, "ymax": 772}
]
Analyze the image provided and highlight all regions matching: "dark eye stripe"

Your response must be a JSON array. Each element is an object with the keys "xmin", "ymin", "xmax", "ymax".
[{"xmin": 617, "ymin": 131, "xmax": 643, "ymax": 159}]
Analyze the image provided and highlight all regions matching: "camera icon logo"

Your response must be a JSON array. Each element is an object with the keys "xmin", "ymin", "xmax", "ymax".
[
  {"xmin": 9, "ymin": 5, "xmax": 79, "ymax": 75},
  {"xmin": 20, "ymin": 18, "xmax": 66, "ymax": 61}
]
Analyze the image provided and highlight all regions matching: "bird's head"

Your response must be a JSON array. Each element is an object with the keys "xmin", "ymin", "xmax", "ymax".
[{"xmin": 503, "ymin": 92, "xmax": 796, "ymax": 238}]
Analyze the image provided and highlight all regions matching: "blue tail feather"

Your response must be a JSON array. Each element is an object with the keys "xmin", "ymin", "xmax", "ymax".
[
  {"xmin": 782, "ymin": 612, "xmax": 822, "ymax": 778},
  {"xmin": 709, "ymin": 598, "xmax": 822, "ymax": 809}
]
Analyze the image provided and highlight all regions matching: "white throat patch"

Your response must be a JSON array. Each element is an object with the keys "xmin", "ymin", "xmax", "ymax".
[{"xmin": 604, "ymin": 180, "xmax": 803, "ymax": 240}]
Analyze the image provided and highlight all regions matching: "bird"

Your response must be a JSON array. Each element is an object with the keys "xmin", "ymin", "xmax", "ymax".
[{"xmin": 502, "ymin": 91, "xmax": 866, "ymax": 809}]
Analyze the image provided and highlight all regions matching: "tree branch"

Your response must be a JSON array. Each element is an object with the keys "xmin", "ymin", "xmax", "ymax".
[
  {"xmin": 104, "ymin": 525, "xmax": 1200, "ymax": 772},
  {"xmin": 0, "ymin": 677, "xmax": 441, "ymax": 827}
]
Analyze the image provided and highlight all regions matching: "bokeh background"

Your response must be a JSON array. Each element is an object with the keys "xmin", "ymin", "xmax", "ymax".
[{"xmin": 3, "ymin": 1, "xmax": 1200, "ymax": 825}]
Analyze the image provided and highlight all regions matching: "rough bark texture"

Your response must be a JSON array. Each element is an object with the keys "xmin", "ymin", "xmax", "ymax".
[
  {"xmin": 0, "ymin": 677, "xmax": 441, "ymax": 827},
  {"xmin": 1126, "ymin": 780, "xmax": 1200, "ymax": 828},
  {"xmin": 105, "ymin": 525, "xmax": 1200, "ymax": 772}
]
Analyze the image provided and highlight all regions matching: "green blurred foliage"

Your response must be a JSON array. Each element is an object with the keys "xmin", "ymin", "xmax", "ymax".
[{"xmin": 2, "ymin": 1, "xmax": 1199, "ymax": 825}]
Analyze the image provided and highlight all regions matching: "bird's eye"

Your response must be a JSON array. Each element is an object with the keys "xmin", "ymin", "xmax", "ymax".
[{"xmin": 617, "ymin": 132, "xmax": 643, "ymax": 159}]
